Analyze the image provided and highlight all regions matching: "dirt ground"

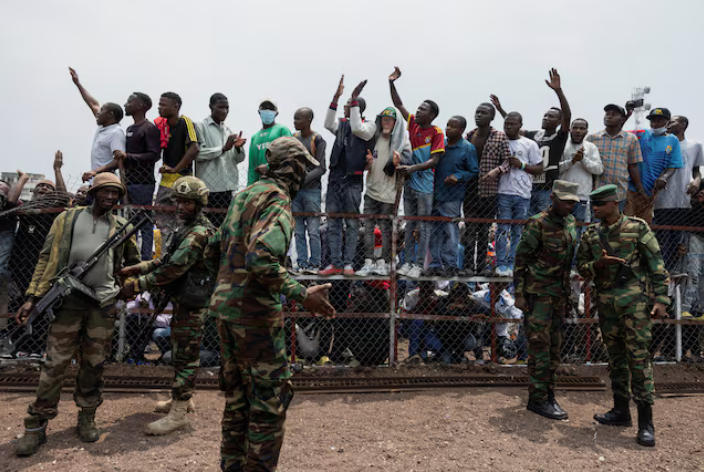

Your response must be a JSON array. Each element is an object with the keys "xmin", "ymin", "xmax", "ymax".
[{"xmin": 1, "ymin": 380, "xmax": 703, "ymax": 472}]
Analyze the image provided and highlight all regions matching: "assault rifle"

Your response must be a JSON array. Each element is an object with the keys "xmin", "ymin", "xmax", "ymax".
[{"xmin": 0, "ymin": 211, "xmax": 152, "ymax": 357}]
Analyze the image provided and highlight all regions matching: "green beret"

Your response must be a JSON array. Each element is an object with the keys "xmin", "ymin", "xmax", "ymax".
[{"xmin": 589, "ymin": 184, "xmax": 619, "ymax": 202}]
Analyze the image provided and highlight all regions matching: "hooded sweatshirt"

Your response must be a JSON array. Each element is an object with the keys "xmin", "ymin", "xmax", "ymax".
[{"xmin": 365, "ymin": 108, "xmax": 412, "ymax": 204}]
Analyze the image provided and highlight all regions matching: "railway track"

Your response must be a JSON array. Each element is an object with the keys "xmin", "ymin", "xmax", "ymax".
[
  {"xmin": 1, "ymin": 372, "xmax": 700, "ymax": 395},
  {"xmin": 0, "ymin": 373, "xmax": 606, "ymax": 394}
]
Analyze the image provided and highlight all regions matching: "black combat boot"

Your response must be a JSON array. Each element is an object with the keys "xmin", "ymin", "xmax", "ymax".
[
  {"xmin": 548, "ymin": 389, "xmax": 569, "ymax": 419},
  {"xmin": 15, "ymin": 417, "xmax": 47, "ymax": 457},
  {"xmin": 636, "ymin": 402, "xmax": 655, "ymax": 447},
  {"xmin": 527, "ymin": 399, "xmax": 569, "ymax": 420},
  {"xmin": 594, "ymin": 396, "xmax": 632, "ymax": 426},
  {"xmin": 77, "ymin": 408, "xmax": 100, "ymax": 442}
]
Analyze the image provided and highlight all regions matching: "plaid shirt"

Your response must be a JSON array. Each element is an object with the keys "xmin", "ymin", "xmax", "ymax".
[
  {"xmin": 467, "ymin": 127, "xmax": 512, "ymax": 198},
  {"xmin": 586, "ymin": 129, "xmax": 642, "ymax": 202}
]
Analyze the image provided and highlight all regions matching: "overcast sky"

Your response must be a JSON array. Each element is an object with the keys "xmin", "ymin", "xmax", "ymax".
[{"xmin": 3, "ymin": 0, "xmax": 702, "ymax": 192}]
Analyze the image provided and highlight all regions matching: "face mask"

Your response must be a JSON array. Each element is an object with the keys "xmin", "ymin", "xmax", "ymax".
[
  {"xmin": 259, "ymin": 110, "xmax": 277, "ymax": 125},
  {"xmin": 652, "ymin": 126, "xmax": 667, "ymax": 136}
]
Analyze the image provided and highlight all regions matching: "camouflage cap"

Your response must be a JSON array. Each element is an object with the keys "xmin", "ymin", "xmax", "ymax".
[
  {"xmin": 89, "ymin": 172, "xmax": 125, "ymax": 196},
  {"xmin": 378, "ymin": 107, "xmax": 397, "ymax": 120},
  {"xmin": 589, "ymin": 184, "xmax": 619, "ymax": 202},
  {"xmin": 267, "ymin": 137, "xmax": 319, "ymax": 168},
  {"xmin": 172, "ymin": 176, "xmax": 209, "ymax": 205},
  {"xmin": 552, "ymin": 180, "xmax": 580, "ymax": 202}
]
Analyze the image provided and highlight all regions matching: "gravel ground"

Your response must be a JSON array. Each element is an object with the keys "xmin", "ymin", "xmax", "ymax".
[{"xmin": 0, "ymin": 385, "xmax": 703, "ymax": 472}]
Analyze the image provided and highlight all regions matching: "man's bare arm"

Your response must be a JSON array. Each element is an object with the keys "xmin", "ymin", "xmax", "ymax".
[
  {"xmin": 69, "ymin": 67, "xmax": 100, "ymax": 117},
  {"xmin": 388, "ymin": 67, "xmax": 410, "ymax": 121}
]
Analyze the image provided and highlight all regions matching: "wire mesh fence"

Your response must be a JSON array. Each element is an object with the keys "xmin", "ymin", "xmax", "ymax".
[{"xmin": 1, "ymin": 113, "xmax": 703, "ymax": 371}]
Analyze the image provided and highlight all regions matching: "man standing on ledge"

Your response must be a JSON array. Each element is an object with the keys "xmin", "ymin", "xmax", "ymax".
[
  {"xmin": 514, "ymin": 180, "xmax": 578, "ymax": 421},
  {"xmin": 206, "ymin": 137, "xmax": 335, "ymax": 471},
  {"xmin": 577, "ymin": 184, "xmax": 670, "ymax": 447}
]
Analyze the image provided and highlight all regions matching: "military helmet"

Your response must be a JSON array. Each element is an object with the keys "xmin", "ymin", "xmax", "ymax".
[{"xmin": 172, "ymin": 176, "xmax": 209, "ymax": 205}]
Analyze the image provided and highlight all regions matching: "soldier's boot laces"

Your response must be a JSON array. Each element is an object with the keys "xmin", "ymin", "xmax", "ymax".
[
  {"xmin": 594, "ymin": 396, "xmax": 632, "ymax": 426},
  {"xmin": 15, "ymin": 418, "xmax": 47, "ymax": 457},
  {"xmin": 527, "ymin": 399, "xmax": 568, "ymax": 421},
  {"xmin": 636, "ymin": 402, "xmax": 655, "ymax": 447},
  {"xmin": 146, "ymin": 400, "xmax": 190, "ymax": 435},
  {"xmin": 548, "ymin": 390, "xmax": 569, "ymax": 419},
  {"xmin": 154, "ymin": 398, "xmax": 195, "ymax": 414},
  {"xmin": 77, "ymin": 408, "xmax": 101, "ymax": 442}
]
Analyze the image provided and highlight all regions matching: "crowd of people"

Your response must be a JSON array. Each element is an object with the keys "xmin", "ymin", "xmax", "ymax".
[{"xmin": 1, "ymin": 64, "xmax": 703, "ymax": 467}]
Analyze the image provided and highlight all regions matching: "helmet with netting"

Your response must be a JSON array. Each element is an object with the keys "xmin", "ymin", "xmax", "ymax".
[{"xmin": 172, "ymin": 176, "xmax": 209, "ymax": 205}]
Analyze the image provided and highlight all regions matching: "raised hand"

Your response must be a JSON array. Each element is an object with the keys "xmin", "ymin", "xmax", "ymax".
[
  {"xmin": 53, "ymin": 150, "xmax": 63, "ymax": 170},
  {"xmin": 69, "ymin": 67, "xmax": 79, "ymax": 85},
  {"xmin": 389, "ymin": 66, "xmax": 402, "ymax": 82},
  {"xmin": 489, "ymin": 94, "xmax": 503, "ymax": 111},
  {"xmin": 82, "ymin": 170, "xmax": 96, "ymax": 182},
  {"xmin": 334, "ymin": 75, "xmax": 345, "ymax": 101},
  {"xmin": 17, "ymin": 169, "xmax": 29, "ymax": 182},
  {"xmin": 234, "ymin": 131, "xmax": 246, "ymax": 149},
  {"xmin": 545, "ymin": 68, "xmax": 561, "ymax": 90},
  {"xmin": 351, "ymin": 80, "xmax": 367, "ymax": 99}
]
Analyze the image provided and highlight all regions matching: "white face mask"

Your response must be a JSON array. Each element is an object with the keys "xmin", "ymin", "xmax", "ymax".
[{"xmin": 652, "ymin": 126, "xmax": 668, "ymax": 136}]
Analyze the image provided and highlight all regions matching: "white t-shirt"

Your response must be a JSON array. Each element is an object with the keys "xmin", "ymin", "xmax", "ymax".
[
  {"xmin": 91, "ymin": 124, "xmax": 126, "ymax": 170},
  {"xmin": 499, "ymin": 137, "xmax": 542, "ymax": 199},
  {"xmin": 655, "ymin": 138, "xmax": 704, "ymax": 209}
]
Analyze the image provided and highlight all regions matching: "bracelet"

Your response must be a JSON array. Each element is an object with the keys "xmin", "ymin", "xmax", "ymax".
[{"xmin": 520, "ymin": 162, "xmax": 526, "ymax": 171}]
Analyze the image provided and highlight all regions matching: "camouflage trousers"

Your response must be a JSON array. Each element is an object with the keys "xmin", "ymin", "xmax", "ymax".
[
  {"xmin": 170, "ymin": 304, "xmax": 206, "ymax": 401},
  {"xmin": 27, "ymin": 294, "xmax": 116, "ymax": 422},
  {"xmin": 597, "ymin": 291, "xmax": 654, "ymax": 404},
  {"xmin": 217, "ymin": 318, "xmax": 293, "ymax": 472},
  {"xmin": 525, "ymin": 294, "xmax": 566, "ymax": 402}
]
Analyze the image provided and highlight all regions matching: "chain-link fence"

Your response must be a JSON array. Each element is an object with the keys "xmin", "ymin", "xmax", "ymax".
[{"xmin": 1, "ymin": 113, "xmax": 703, "ymax": 370}]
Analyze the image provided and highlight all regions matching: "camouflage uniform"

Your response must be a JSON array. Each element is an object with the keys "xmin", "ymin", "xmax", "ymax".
[
  {"xmin": 577, "ymin": 214, "xmax": 670, "ymax": 405},
  {"xmin": 514, "ymin": 208, "xmax": 577, "ymax": 402},
  {"xmin": 205, "ymin": 137, "xmax": 316, "ymax": 472},
  {"xmin": 24, "ymin": 205, "xmax": 139, "ymax": 421},
  {"xmin": 133, "ymin": 213, "xmax": 214, "ymax": 401}
]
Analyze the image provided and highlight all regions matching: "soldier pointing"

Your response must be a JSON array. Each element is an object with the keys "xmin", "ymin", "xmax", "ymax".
[{"xmin": 577, "ymin": 184, "xmax": 669, "ymax": 447}]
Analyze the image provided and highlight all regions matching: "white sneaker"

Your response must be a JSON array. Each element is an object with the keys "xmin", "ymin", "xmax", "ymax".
[
  {"xmin": 303, "ymin": 267, "xmax": 319, "ymax": 275},
  {"xmin": 407, "ymin": 264, "xmax": 422, "ymax": 279},
  {"xmin": 357, "ymin": 259, "xmax": 375, "ymax": 277},
  {"xmin": 495, "ymin": 266, "xmax": 513, "ymax": 277},
  {"xmin": 373, "ymin": 259, "xmax": 389, "ymax": 276},
  {"xmin": 398, "ymin": 263, "xmax": 413, "ymax": 276}
]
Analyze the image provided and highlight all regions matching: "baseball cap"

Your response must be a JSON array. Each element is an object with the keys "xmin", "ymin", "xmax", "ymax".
[
  {"xmin": 604, "ymin": 104, "xmax": 626, "ymax": 117},
  {"xmin": 259, "ymin": 99, "xmax": 278, "ymax": 111},
  {"xmin": 646, "ymin": 108, "xmax": 671, "ymax": 121},
  {"xmin": 378, "ymin": 107, "xmax": 397, "ymax": 120}
]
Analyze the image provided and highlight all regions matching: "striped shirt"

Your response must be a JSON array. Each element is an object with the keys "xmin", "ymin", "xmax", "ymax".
[{"xmin": 586, "ymin": 129, "xmax": 642, "ymax": 202}]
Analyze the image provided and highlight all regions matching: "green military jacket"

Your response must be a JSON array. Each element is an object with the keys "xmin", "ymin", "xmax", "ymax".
[
  {"xmin": 135, "ymin": 214, "xmax": 214, "ymax": 302},
  {"xmin": 514, "ymin": 210, "xmax": 577, "ymax": 298},
  {"xmin": 577, "ymin": 213, "xmax": 670, "ymax": 306},
  {"xmin": 204, "ymin": 178, "xmax": 308, "ymax": 328}
]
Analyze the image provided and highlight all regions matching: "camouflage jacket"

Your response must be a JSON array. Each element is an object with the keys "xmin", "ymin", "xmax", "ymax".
[
  {"xmin": 204, "ymin": 178, "xmax": 308, "ymax": 327},
  {"xmin": 135, "ymin": 214, "xmax": 214, "ymax": 299},
  {"xmin": 577, "ymin": 214, "xmax": 670, "ymax": 305},
  {"xmin": 514, "ymin": 210, "xmax": 577, "ymax": 298},
  {"xmin": 26, "ymin": 206, "xmax": 140, "ymax": 298}
]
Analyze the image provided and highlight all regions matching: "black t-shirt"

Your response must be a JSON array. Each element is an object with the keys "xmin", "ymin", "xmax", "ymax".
[
  {"xmin": 524, "ymin": 128, "xmax": 569, "ymax": 191},
  {"xmin": 0, "ymin": 201, "xmax": 19, "ymax": 233},
  {"xmin": 125, "ymin": 120, "xmax": 161, "ymax": 185},
  {"xmin": 162, "ymin": 116, "xmax": 199, "ymax": 176}
]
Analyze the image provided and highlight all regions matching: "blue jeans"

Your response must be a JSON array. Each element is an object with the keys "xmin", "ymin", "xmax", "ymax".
[
  {"xmin": 0, "ymin": 228, "xmax": 15, "ymax": 280},
  {"xmin": 572, "ymin": 200, "xmax": 590, "ymax": 237},
  {"xmin": 292, "ymin": 188, "xmax": 322, "ymax": 268},
  {"xmin": 404, "ymin": 186, "xmax": 433, "ymax": 266},
  {"xmin": 326, "ymin": 180, "xmax": 362, "ymax": 267},
  {"xmin": 529, "ymin": 188, "xmax": 551, "ymax": 216},
  {"xmin": 496, "ymin": 194, "xmax": 530, "ymax": 268},
  {"xmin": 429, "ymin": 200, "xmax": 461, "ymax": 269},
  {"xmin": 127, "ymin": 183, "xmax": 155, "ymax": 261}
]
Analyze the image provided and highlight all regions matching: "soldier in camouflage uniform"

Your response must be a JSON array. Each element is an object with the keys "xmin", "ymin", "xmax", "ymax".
[
  {"xmin": 205, "ymin": 137, "xmax": 335, "ymax": 472},
  {"xmin": 577, "ymin": 184, "xmax": 669, "ymax": 447},
  {"xmin": 118, "ymin": 176, "xmax": 215, "ymax": 435},
  {"xmin": 514, "ymin": 180, "xmax": 579, "ymax": 420},
  {"xmin": 14, "ymin": 173, "xmax": 140, "ymax": 456}
]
